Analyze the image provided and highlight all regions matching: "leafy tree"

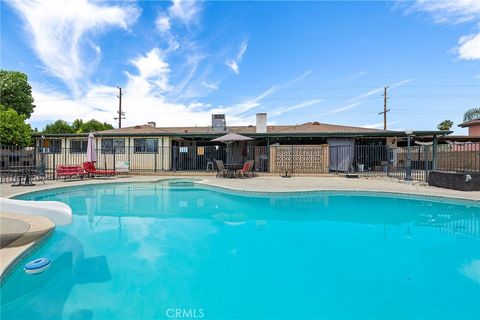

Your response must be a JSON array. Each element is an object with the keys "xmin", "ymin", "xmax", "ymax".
[
  {"xmin": 0, "ymin": 70, "xmax": 35, "ymax": 118},
  {"xmin": 463, "ymin": 107, "xmax": 480, "ymax": 122},
  {"xmin": 79, "ymin": 119, "xmax": 114, "ymax": 133},
  {"xmin": 42, "ymin": 119, "xmax": 114, "ymax": 134},
  {"xmin": 437, "ymin": 120, "xmax": 453, "ymax": 131},
  {"xmin": 72, "ymin": 119, "xmax": 84, "ymax": 133},
  {"xmin": 43, "ymin": 120, "xmax": 75, "ymax": 134},
  {"xmin": 0, "ymin": 105, "xmax": 32, "ymax": 146}
]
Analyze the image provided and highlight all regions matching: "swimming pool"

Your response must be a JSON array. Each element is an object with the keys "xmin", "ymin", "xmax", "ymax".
[{"xmin": 2, "ymin": 180, "xmax": 479, "ymax": 319}]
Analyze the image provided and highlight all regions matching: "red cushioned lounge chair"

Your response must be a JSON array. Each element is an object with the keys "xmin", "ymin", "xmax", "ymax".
[
  {"xmin": 83, "ymin": 162, "xmax": 116, "ymax": 177},
  {"xmin": 57, "ymin": 165, "xmax": 87, "ymax": 180}
]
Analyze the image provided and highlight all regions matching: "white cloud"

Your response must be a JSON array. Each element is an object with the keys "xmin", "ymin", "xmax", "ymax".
[
  {"xmin": 361, "ymin": 121, "xmax": 400, "ymax": 129},
  {"xmin": 270, "ymin": 99, "xmax": 322, "ymax": 117},
  {"xmin": 327, "ymin": 102, "xmax": 361, "ymax": 115},
  {"xmin": 169, "ymin": 0, "xmax": 201, "ymax": 25},
  {"xmin": 8, "ymin": 0, "xmax": 140, "ymax": 95},
  {"xmin": 457, "ymin": 33, "xmax": 480, "ymax": 60},
  {"xmin": 221, "ymin": 70, "xmax": 312, "ymax": 117},
  {"xmin": 201, "ymin": 80, "xmax": 219, "ymax": 90},
  {"xmin": 222, "ymin": 86, "xmax": 277, "ymax": 115},
  {"xmin": 155, "ymin": 14, "xmax": 171, "ymax": 33},
  {"xmin": 411, "ymin": 0, "xmax": 480, "ymax": 24},
  {"xmin": 125, "ymin": 48, "xmax": 171, "ymax": 95},
  {"xmin": 226, "ymin": 40, "xmax": 248, "ymax": 74},
  {"xmin": 315, "ymin": 78, "xmax": 413, "ymax": 117},
  {"xmin": 406, "ymin": 0, "xmax": 480, "ymax": 60}
]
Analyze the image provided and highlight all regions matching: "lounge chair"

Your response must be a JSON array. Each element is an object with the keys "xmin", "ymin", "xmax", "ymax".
[
  {"xmin": 83, "ymin": 162, "xmax": 116, "ymax": 177},
  {"xmin": 215, "ymin": 160, "xmax": 228, "ymax": 178},
  {"xmin": 56, "ymin": 165, "xmax": 87, "ymax": 180}
]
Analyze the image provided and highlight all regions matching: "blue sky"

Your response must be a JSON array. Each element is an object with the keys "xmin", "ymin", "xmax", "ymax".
[{"xmin": 1, "ymin": 0, "xmax": 479, "ymax": 134}]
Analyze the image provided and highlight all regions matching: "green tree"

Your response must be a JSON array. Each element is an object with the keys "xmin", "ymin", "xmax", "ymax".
[
  {"xmin": 72, "ymin": 119, "xmax": 84, "ymax": 133},
  {"xmin": 0, "ymin": 105, "xmax": 32, "ymax": 146},
  {"xmin": 437, "ymin": 120, "xmax": 453, "ymax": 131},
  {"xmin": 463, "ymin": 107, "xmax": 480, "ymax": 122},
  {"xmin": 42, "ymin": 119, "xmax": 114, "ymax": 134},
  {"xmin": 0, "ymin": 70, "xmax": 36, "ymax": 118},
  {"xmin": 80, "ymin": 119, "xmax": 114, "ymax": 133},
  {"xmin": 42, "ymin": 120, "xmax": 74, "ymax": 134}
]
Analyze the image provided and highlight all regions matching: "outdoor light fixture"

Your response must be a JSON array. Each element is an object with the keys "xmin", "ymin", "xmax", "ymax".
[{"xmin": 405, "ymin": 129, "xmax": 414, "ymax": 181}]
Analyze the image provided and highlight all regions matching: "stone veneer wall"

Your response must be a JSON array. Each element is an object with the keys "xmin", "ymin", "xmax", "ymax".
[{"xmin": 269, "ymin": 145, "xmax": 329, "ymax": 174}]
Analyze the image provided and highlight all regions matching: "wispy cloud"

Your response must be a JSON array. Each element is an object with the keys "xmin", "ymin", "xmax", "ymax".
[
  {"xmin": 327, "ymin": 102, "xmax": 361, "ymax": 115},
  {"xmin": 7, "ymin": 0, "xmax": 140, "ymax": 95},
  {"xmin": 270, "ymin": 99, "xmax": 322, "ymax": 117},
  {"xmin": 201, "ymin": 80, "xmax": 219, "ymax": 90},
  {"xmin": 223, "ymin": 69, "xmax": 312, "ymax": 117},
  {"xmin": 320, "ymin": 78, "xmax": 414, "ymax": 116},
  {"xmin": 226, "ymin": 40, "xmax": 248, "ymax": 74},
  {"xmin": 409, "ymin": 0, "xmax": 480, "ymax": 24},
  {"xmin": 361, "ymin": 121, "xmax": 400, "ymax": 129},
  {"xmin": 403, "ymin": 0, "xmax": 480, "ymax": 60}
]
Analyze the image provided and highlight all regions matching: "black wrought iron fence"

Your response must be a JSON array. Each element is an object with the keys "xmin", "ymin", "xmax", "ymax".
[{"xmin": 1, "ymin": 143, "xmax": 478, "ymax": 183}]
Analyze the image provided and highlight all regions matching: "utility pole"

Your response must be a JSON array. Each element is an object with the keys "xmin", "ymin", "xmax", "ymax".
[
  {"xmin": 114, "ymin": 86, "xmax": 125, "ymax": 128},
  {"xmin": 378, "ymin": 86, "xmax": 390, "ymax": 130}
]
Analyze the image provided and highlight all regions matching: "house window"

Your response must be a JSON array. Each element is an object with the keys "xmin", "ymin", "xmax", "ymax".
[
  {"xmin": 134, "ymin": 138, "xmax": 158, "ymax": 153},
  {"xmin": 101, "ymin": 139, "xmax": 125, "ymax": 154},
  {"xmin": 39, "ymin": 139, "xmax": 61, "ymax": 154},
  {"xmin": 70, "ymin": 140, "xmax": 88, "ymax": 153}
]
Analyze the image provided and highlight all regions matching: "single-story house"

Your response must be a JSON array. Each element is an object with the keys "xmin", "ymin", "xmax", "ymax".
[{"xmin": 32, "ymin": 113, "xmax": 451, "ymax": 173}]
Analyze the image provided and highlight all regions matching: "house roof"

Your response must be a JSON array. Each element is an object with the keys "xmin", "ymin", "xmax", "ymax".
[
  {"xmin": 94, "ymin": 121, "xmax": 382, "ymax": 135},
  {"xmin": 458, "ymin": 118, "xmax": 480, "ymax": 128},
  {"xmin": 33, "ymin": 122, "xmax": 452, "ymax": 138}
]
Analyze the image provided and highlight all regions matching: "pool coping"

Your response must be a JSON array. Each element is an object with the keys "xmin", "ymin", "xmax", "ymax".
[{"xmin": 3, "ymin": 176, "xmax": 480, "ymax": 202}]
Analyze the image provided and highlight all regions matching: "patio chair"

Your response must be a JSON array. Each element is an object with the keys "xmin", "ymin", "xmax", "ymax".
[
  {"xmin": 246, "ymin": 160, "xmax": 255, "ymax": 177},
  {"xmin": 236, "ymin": 162, "xmax": 251, "ymax": 178},
  {"xmin": 215, "ymin": 160, "xmax": 228, "ymax": 178},
  {"xmin": 83, "ymin": 162, "xmax": 116, "ymax": 177}
]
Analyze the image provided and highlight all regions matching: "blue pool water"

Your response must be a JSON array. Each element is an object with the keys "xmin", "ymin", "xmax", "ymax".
[{"xmin": 1, "ymin": 180, "xmax": 480, "ymax": 319}]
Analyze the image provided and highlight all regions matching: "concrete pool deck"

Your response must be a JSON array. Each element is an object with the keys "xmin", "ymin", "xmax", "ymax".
[
  {"xmin": 1, "ymin": 174, "xmax": 478, "ymax": 279},
  {"xmin": 1, "ymin": 174, "xmax": 479, "ymax": 201}
]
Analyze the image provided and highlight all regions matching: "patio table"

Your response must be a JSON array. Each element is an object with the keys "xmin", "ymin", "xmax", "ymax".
[
  {"xmin": 10, "ymin": 166, "xmax": 39, "ymax": 187},
  {"xmin": 224, "ymin": 163, "xmax": 243, "ymax": 178}
]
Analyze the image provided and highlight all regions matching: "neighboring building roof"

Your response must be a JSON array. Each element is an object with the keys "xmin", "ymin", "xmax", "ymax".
[
  {"xmin": 416, "ymin": 135, "xmax": 480, "ymax": 142},
  {"xmin": 458, "ymin": 118, "xmax": 480, "ymax": 128}
]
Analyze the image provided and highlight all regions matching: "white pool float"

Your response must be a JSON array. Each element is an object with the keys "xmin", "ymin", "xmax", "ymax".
[{"xmin": 0, "ymin": 198, "xmax": 72, "ymax": 225}]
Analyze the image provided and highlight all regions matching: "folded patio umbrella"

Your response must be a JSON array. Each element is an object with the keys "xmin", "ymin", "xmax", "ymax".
[
  {"xmin": 86, "ymin": 133, "xmax": 97, "ymax": 163},
  {"xmin": 210, "ymin": 133, "xmax": 253, "ymax": 142}
]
